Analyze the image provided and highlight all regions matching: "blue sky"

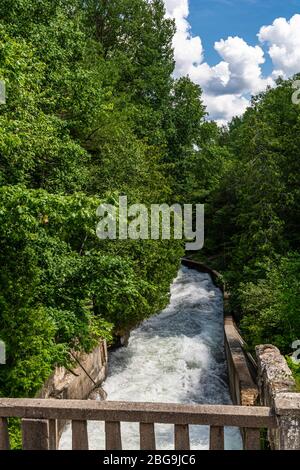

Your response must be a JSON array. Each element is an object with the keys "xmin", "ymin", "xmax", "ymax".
[
  {"xmin": 164, "ymin": 0, "xmax": 300, "ymax": 123},
  {"xmin": 189, "ymin": 0, "xmax": 300, "ymax": 75}
]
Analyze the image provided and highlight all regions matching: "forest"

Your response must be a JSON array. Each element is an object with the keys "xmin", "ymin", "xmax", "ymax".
[{"xmin": 0, "ymin": 0, "xmax": 299, "ymax": 408}]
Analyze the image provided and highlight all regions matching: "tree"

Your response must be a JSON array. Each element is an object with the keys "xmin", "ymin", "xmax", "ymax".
[
  {"xmin": 0, "ymin": 0, "xmax": 185, "ymax": 405},
  {"xmin": 199, "ymin": 76, "xmax": 300, "ymax": 352}
]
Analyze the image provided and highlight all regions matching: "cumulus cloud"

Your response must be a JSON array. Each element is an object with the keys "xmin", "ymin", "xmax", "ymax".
[
  {"xmin": 258, "ymin": 14, "xmax": 300, "ymax": 78},
  {"xmin": 214, "ymin": 36, "xmax": 273, "ymax": 95},
  {"xmin": 202, "ymin": 93, "xmax": 249, "ymax": 126},
  {"xmin": 164, "ymin": 0, "xmax": 204, "ymax": 76},
  {"xmin": 164, "ymin": 2, "xmax": 299, "ymax": 123},
  {"xmin": 164, "ymin": 0, "xmax": 272, "ymax": 123}
]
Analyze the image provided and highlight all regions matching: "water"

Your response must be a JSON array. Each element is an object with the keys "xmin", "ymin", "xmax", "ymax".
[{"xmin": 60, "ymin": 266, "xmax": 242, "ymax": 450}]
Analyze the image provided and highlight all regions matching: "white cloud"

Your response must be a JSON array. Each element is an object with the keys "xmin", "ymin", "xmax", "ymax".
[
  {"xmin": 164, "ymin": 2, "xmax": 299, "ymax": 123},
  {"xmin": 203, "ymin": 93, "xmax": 249, "ymax": 125},
  {"xmin": 164, "ymin": 0, "xmax": 204, "ymax": 76},
  {"xmin": 186, "ymin": 36, "xmax": 273, "ymax": 99},
  {"xmin": 214, "ymin": 36, "xmax": 273, "ymax": 95},
  {"xmin": 258, "ymin": 14, "xmax": 300, "ymax": 78}
]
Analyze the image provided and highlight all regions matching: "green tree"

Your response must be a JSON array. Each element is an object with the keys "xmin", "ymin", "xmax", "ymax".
[{"xmin": 0, "ymin": 0, "xmax": 186, "ymax": 406}]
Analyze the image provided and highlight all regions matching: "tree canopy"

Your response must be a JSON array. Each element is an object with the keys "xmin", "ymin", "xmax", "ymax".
[
  {"xmin": 0, "ymin": 0, "xmax": 208, "ymax": 401},
  {"xmin": 1, "ymin": 0, "xmax": 299, "ymax": 414}
]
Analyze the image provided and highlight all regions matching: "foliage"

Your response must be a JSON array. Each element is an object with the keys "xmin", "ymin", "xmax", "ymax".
[
  {"xmin": 1, "ymin": 1, "xmax": 299, "ymax": 432},
  {"xmin": 239, "ymin": 254, "xmax": 300, "ymax": 353},
  {"xmin": 286, "ymin": 358, "xmax": 300, "ymax": 392},
  {"xmin": 0, "ymin": 186, "xmax": 112, "ymax": 397},
  {"xmin": 0, "ymin": 0, "xmax": 189, "ymax": 406},
  {"xmin": 199, "ymin": 77, "xmax": 300, "ymax": 356}
]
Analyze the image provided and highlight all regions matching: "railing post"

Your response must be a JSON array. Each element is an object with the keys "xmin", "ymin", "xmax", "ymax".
[
  {"xmin": 244, "ymin": 428, "xmax": 261, "ymax": 450},
  {"xmin": 140, "ymin": 423, "xmax": 156, "ymax": 450},
  {"xmin": 210, "ymin": 426, "xmax": 224, "ymax": 450},
  {"xmin": 49, "ymin": 419, "xmax": 58, "ymax": 450},
  {"xmin": 0, "ymin": 417, "xmax": 10, "ymax": 450},
  {"xmin": 256, "ymin": 345, "xmax": 300, "ymax": 450},
  {"xmin": 274, "ymin": 393, "xmax": 300, "ymax": 450},
  {"xmin": 105, "ymin": 421, "xmax": 122, "ymax": 450},
  {"xmin": 174, "ymin": 424, "xmax": 190, "ymax": 450},
  {"xmin": 22, "ymin": 419, "xmax": 49, "ymax": 450},
  {"xmin": 72, "ymin": 420, "xmax": 89, "ymax": 450}
]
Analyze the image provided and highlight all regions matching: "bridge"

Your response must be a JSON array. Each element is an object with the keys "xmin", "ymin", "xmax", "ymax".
[
  {"xmin": 0, "ymin": 398, "xmax": 276, "ymax": 450},
  {"xmin": 1, "ymin": 261, "xmax": 299, "ymax": 450}
]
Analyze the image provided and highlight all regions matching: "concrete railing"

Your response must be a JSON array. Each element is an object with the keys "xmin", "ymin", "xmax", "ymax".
[
  {"xmin": 0, "ymin": 399, "xmax": 276, "ymax": 450},
  {"xmin": 256, "ymin": 345, "xmax": 300, "ymax": 450}
]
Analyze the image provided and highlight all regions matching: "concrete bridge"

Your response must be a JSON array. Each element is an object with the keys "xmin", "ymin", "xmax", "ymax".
[
  {"xmin": 0, "ymin": 398, "xmax": 276, "ymax": 450},
  {"xmin": 1, "ymin": 260, "xmax": 299, "ymax": 450},
  {"xmin": 0, "ymin": 343, "xmax": 299, "ymax": 450}
]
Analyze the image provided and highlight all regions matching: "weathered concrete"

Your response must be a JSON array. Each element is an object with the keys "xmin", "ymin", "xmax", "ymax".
[
  {"xmin": 36, "ymin": 340, "xmax": 108, "ymax": 444},
  {"xmin": 22, "ymin": 419, "xmax": 49, "ymax": 450},
  {"xmin": 256, "ymin": 345, "xmax": 295, "ymax": 402},
  {"xmin": 256, "ymin": 344, "xmax": 300, "ymax": 450},
  {"xmin": 0, "ymin": 417, "xmax": 10, "ymax": 450},
  {"xmin": 38, "ymin": 340, "xmax": 108, "ymax": 401},
  {"xmin": 0, "ymin": 398, "xmax": 277, "ymax": 450},
  {"xmin": 225, "ymin": 316, "xmax": 258, "ymax": 406},
  {"xmin": 0, "ymin": 399, "xmax": 276, "ymax": 428}
]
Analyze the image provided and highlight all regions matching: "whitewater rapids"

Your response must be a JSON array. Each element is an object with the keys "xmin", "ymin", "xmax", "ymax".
[{"xmin": 60, "ymin": 267, "xmax": 242, "ymax": 450}]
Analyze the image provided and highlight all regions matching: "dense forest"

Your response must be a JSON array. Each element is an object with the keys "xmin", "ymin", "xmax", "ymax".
[
  {"xmin": 202, "ymin": 78, "xmax": 300, "ymax": 360},
  {"xmin": 0, "ymin": 0, "xmax": 299, "ymax": 413}
]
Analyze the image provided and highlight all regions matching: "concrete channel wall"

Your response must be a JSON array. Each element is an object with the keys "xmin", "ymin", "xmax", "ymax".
[
  {"xmin": 38, "ymin": 341, "xmax": 108, "ymax": 400},
  {"xmin": 37, "ymin": 340, "xmax": 108, "ymax": 440},
  {"xmin": 224, "ymin": 316, "xmax": 258, "ymax": 406}
]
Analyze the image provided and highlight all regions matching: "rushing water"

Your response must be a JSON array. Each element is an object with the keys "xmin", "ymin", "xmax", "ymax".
[{"xmin": 60, "ymin": 267, "xmax": 242, "ymax": 450}]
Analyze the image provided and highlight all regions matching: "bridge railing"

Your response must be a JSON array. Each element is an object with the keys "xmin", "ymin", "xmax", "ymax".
[{"xmin": 0, "ymin": 399, "xmax": 276, "ymax": 450}]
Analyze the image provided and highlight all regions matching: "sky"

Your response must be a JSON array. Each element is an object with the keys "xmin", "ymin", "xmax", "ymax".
[{"xmin": 164, "ymin": 0, "xmax": 300, "ymax": 124}]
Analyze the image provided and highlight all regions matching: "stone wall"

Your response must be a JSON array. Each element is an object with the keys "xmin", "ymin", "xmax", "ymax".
[{"xmin": 256, "ymin": 344, "xmax": 300, "ymax": 450}]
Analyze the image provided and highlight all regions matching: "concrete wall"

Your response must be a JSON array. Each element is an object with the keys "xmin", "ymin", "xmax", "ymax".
[
  {"xmin": 256, "ymin": 344, "xmax": 300, "ymax": 450},
  {"xmin": 224, "ymin": 316, "xmax": 258, "ymax": 406},
  {"xmin": 37, "ymin": 340, "xmax": 108, "ymax": 444},
  {"xmin": 38, "ymin": 340, "xmax": 108, "ymax": 400}
]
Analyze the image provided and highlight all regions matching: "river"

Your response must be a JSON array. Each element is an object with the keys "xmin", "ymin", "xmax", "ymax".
[{"xmin": 60, "ymin": 266, "xmax": 242, "ymax": 450}]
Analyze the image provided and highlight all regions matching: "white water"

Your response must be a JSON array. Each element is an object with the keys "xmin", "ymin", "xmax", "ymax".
[{"xmin": 60, "ymin": 267, "xmax": 242, "ymax": 450}]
